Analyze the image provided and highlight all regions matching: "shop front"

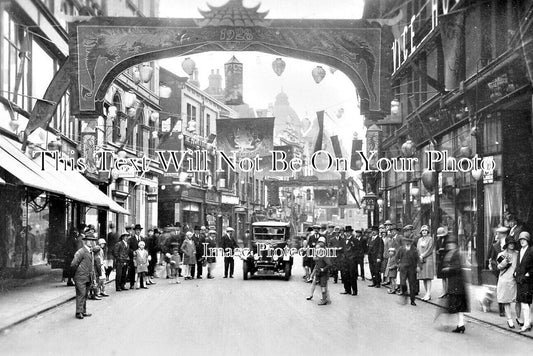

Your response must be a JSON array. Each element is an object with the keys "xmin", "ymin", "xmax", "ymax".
[
  {"xmin": 179, "ymin": 187, "xmax": 205, "ymax": 230},
  {"xmin": 0, "ymin": 134, "xmax": 128, "ymax": 277}
]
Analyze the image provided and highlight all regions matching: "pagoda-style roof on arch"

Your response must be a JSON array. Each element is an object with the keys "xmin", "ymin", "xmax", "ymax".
[{"xmin": 196, "ymin": 0, "xmax": 271, "ymax": 27}]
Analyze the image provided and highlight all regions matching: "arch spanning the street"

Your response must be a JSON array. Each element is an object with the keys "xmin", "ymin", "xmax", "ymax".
[{"xmin": 25, "ymin": 0, "xmax": 392, "ymax": 138}]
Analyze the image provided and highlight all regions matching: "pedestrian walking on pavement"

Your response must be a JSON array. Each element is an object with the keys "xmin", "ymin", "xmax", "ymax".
[
  {"xmin": 70, "ymin": 232, "xmax": 97, "ymax": 319},
  {"xmin": 441, "ymin": 233, "xmax": 469, "ymax": 333},
  {"xmin": 515, "ymin": 231, "xmax": 533, "ymax": 333},
  {"xmin": 496, "ymin": 236, "xmax": 518, "ymax": 328},
  {"xmin": 222, "ymin": 227, "xmax": 237, "ymax": 278},
  {"xmin": 113, "ymin": 233, "xmax": 130, "ymax": 292},
  {"xmin": 105, "ymin": 223, "xmax": 118, "ymax": 280},
  {"xmin": 435, "ymin": 227, "xmax": 449, "ymax": 298},
  {"xmin": 191, "ymin": 226, "xmax": 205, "ymax": 279},
  {"xmin": 315, "ymin": 237, "xmax": 332, "ymax": 305},
  {"xmin": 417, "ymin": 225, "xmax": 435, "ymax": 301}
]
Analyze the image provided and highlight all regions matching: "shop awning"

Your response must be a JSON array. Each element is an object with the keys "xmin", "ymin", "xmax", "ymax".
[{"xmin": 0, "ymin": 135, "xmax": 129, "ymax": 215}]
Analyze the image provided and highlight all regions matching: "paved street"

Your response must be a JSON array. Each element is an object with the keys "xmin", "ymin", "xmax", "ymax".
[{"xmin": 0, "ymin": 259, "xmax": 531, "ymax": 356}]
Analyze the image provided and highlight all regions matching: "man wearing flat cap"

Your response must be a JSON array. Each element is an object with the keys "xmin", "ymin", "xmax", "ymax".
[
  {"xmin": 367, "ymin": 226, "xmax": 384, "ymax": 287},
  {"xmin": 71, "ymin": 232, "xmax": 97, "ymax": 319},
  {"xmin": 222, "ymin": 227, "xmax": 238, "ymax": 278}
]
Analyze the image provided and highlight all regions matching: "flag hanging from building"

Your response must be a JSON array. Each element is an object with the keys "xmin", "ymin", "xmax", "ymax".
[
  {"xmin": 313, "ymin": 111, "xmax": 325, "ymax": 153},
  {"xmin": 439, "ymin": 11, "xmax": 465, "ymax": 91},
  {"xmin": 350, "ymin": 137, "xmax": 363, "ymax": 170},
  {"xmin": 330, "ymin": 135, "xmax": 343, "ymax": 158},
  {"xmin": 216, "ymin": 117, "xmax": 274, "ymax": 157}
]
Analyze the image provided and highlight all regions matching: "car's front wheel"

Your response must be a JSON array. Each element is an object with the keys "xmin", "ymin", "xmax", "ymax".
[
  {"xmin": 284, "ymin": 263, "xmax": 291, "ymax": 281},
  {"xmin": 243, "ymin": 261, "xmax": 249, "ymax": 280}
]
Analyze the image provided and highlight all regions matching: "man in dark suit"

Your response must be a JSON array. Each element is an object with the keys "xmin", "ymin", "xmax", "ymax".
[
  {"xmin": 114, "ymin": 233, "xmax": 130, "ymax": 291},
  {"xmin": 508, "ymin": 215, "xmax": 523, "ymax": 243},
  {"xmin": 352, "ymin": 229, "xmax": 366, "ymax": 280},
  {"xmin": 367, "ymin": 226, "xmax": 384, "ymax": 287},
  {"xmin": 128, "ymin": 224, "xmax": 144, "ymax": 289},
  {"xmin": 396, "ymin": 235, "xmax": 419, "ymax": 306},
  {"xmin": 403, "ymin": 225, "xmax": 420, "ymax": 295},
  {"xmin": 340, "ymin": 226, "xmax": 358, "ymax": 295},
  {"xmin": 71, "ymin": 232, "xmax": 97, "ymax": 319},
  {"xmin": 191, "ymin": 226, "xmax": 205, "ymax": 279},
  {"xmin": 222, "ymin": 227, "xmax": 238, "ymax": 278},
  {"xmin": 328, "ymin": 226, "xmax": 343, "ymax": 283}
]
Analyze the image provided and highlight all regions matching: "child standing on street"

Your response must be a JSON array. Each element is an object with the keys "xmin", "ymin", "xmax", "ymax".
[
  {"xmin": 169, "ymin": 247, "xmax": 181, "ymax": 284},
  {"xmin": 134, "ymin": 241, "xmax": 150, "ymax": 289},
  {"xmin": 385, "ymin": 247, "xmax": 398, "ymax": 294}
]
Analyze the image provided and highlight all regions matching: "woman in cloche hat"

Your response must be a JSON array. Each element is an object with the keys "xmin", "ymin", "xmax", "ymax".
[
  {"xmin": 417, "ymin": 225, "xmax": 436, "ymax": 301},
  {"xmin": 441, "ymin": 234, "xmax": 469, "ymax": 333},
  {"xmin": 496, "ymin": 236, "xmax": 518, "ymax": 328},
  {"xmin": 515, "ymin": 231, "xmax": 533, "ymax": 333}
]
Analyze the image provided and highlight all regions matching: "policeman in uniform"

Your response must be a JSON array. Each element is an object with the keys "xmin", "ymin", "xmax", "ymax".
[{"xmin": 71, "ymin": 231, "xmax": 97, "ymax": 319}]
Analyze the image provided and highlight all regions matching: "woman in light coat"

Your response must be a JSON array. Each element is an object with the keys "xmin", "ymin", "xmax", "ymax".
[
  {"xmin": 497, "ymin": 236, "xmax": 518, "ymax": 328},
  {"xmin": 417, "ymin": 225, "xmax": 435, "ymax": 301},
  {"xmin": 181, "ymin": 231, "xmax": 197, "ymax": 280}
]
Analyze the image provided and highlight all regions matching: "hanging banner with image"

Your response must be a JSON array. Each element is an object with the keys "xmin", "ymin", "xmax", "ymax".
[{"xmin": 216, "ymin": 117, "xmax": 274, "ymax": 159}]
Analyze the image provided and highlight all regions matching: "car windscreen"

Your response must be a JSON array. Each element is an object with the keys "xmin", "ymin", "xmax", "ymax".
[{"xmin": 253, "ymin": 227, "xmax": 286, "ymax": 240}]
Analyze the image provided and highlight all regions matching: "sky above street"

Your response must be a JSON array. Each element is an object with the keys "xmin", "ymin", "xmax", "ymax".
[{"xmin": 158, "ymin": 0, "xmax": 366, "ymax": 156}]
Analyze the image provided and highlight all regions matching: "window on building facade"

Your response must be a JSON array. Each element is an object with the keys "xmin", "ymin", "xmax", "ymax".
[
  {"xmin": 206, "ymin": 113, "xmax": 211, "ymax": 136},
  {"xmin": 483, "ymin": 114, "xmax": 501, "ymax": 155},
  {"xmin": 186, "ymin": 102, "xmax": 197, "ymax": 133},
  {"xmin": 2, "ymin": 10, "xmax": 30, "ymax": 111}
]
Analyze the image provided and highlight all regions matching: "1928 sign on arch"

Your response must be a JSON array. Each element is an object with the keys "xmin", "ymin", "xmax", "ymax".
[{"xmin": 24, "ymin": 0, "xmax": 393, "ymax": 139}]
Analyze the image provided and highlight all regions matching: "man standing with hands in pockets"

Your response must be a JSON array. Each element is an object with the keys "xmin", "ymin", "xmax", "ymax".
[{"xmin": 71, "ymin": 231, "xmax": 97, "ymax": 319}]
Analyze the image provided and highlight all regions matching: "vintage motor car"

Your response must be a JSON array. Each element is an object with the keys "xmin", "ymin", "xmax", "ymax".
[{"xmin": 242, "ymin": 221, "xmax": 293, "ymax": 280}]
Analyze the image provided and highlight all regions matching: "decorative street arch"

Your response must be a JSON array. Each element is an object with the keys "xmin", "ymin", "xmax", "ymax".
[{"xmin": 24, "ymin": 0, "xmax": 392, "ymax": 140}]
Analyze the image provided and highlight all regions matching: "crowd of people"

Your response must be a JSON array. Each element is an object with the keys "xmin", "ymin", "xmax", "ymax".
[
  {"xmin": 66, "ymin": 222, "xmax": 240, "ymax": 320},
  {"xmin": 487, "ymin": 215, "xmax": 533, "ymax": 333},
  {"xmin": 65, "ymin": 217, "xmax": 533, "ymax": 334},
  {"xmin": 300, "ymin": 222, "xmax": 470, "ymax": 333}
]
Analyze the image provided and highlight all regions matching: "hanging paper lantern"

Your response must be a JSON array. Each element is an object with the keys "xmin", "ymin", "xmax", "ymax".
[
  {"xmin": 123, "ymin": 90, "xmax": 136, "ymax": 108},
  {"xmin": 9, "ymin": 118, "xmax": 20, "ymax": 132},
  {"xmin": 421, "ymin": 170, "xmax": 435, "ymax": 191},
  {"xmin": 401, "ymin": 140, "xmax": 416, "ymax": 157},
  {"xmin": 132, "ymin": 66, "xmax": 141, "ymax": 84},
  {"xmin": 107, "ymin": 106, "xmax": 117, "ymax": 118},
  {"xmin": 150, "ymin": 112, "xmax": 159, "ymax": 122},
  {"xmin": 458, "ymin": 145, "xmax": 472, "ymax": 158},
  {"xmin": 181, "ymin": 58, "xmax": 196, "ymax": 76},
  {"xmin": 336, "ymin": 108, "xmax": 344, "ymax": 119},
  {"xmin": 410, "ymin": 185, "xmax": 420, "ymax": 197},
  {"xmin": 117, "ymin": 150, "xmax": 127, "ymax": 159},
  {"xmin": 272, "ymin": 58, "xmax": 286, "ymax": 76},
  {"xmin": 311, "ymin": 66, "xmax": 326, "ymax": 84},
  {"xmin": 471, "ymin": 169, "xmax": 483, "ymax": 181},
  {"xmin": 127, "ymin": 107, "xmax": 136, "ymax": 118},
  {"xmin": 140, "ymin": 63, "xmax": 154, "ymax": 83},
  {"xmin": 47, "ymin": 140, "xmax": 62, "ymax": 151},
  {"xmin": 159, "ymin": 85, "xmax": 172, "ymax": 98},
  {"xmin": 329, "ymin": 66, "xmax": 337, "ymax": 74},
  {"xmin": 446, "ymin": 156, "xmax": 456, "ymax": 170}
]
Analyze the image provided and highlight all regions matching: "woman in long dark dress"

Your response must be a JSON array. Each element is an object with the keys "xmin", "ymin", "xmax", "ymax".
[
  {"xmin": 515, "ymin": 231, "xmax": 533, "ymax": 333},
  {"xmin": 441, "ymin": 233, "xmax": 469, "ymax": 333},
  {"xmin": 435, "ymin": 227, "xmax": 448, "ymax": 298}
]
